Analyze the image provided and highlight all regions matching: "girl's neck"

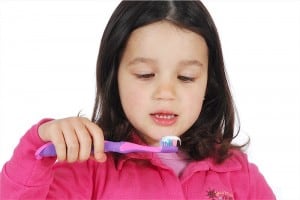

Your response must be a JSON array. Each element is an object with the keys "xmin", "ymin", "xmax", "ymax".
[{"xmin": 156, "ymin": 151, "xmax": 192, "ymax": 177}]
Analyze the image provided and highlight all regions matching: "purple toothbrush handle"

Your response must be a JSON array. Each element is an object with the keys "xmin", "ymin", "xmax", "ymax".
[
  {"xmin": 104, "ymin": 141, "xmax": 178, "ymax": 153},
  {"xmin": 104, "ymin": 141, "xmax": 123, "ymax": 152},
  {"xmin": 35, "ymin": 142, "xmax": 57, "ymax": 159},
  {"xmin": 35, "ymin": 141, "xmax": 178, "ymax": 159}
]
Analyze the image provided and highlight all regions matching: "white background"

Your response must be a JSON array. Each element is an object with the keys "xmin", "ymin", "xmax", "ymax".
[{"xmin": 0, "ymin": 1, "xmax": 299, "ymax": 199}]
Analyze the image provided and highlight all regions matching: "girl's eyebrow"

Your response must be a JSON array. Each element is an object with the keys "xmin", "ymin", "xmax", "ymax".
[
  {"xmin": 127, "ymin": 57, "xmax": 157, "ymax": 66},
  {"xmin": 178, "ymin": 60, "xmax": 204, "ymax": 68},
  {"xmin": 126, "ymin": 56, "xmax": 204, "ymax": 68}
]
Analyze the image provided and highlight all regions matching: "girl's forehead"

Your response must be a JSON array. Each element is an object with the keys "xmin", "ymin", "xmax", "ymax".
[
  {"xmin": 130, "ymin": 20, "xmax": 201, "ymax": 40},
  {"xmin": 121, "ymin": 21, "xmax": 208, "ymax": 67}
]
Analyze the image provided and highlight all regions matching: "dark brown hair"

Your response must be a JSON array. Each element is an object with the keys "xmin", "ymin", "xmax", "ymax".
[{"xmin": 92, "ymin": 1, "xmax": 244, "ymax": 163}]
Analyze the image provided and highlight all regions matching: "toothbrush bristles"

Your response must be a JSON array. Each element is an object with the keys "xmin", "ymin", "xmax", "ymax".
[{"xmin": 160, "ymin": 136, "xmax": 181, "ymax": 147}]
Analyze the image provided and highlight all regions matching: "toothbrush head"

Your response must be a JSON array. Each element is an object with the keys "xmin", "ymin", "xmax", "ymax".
[{"xmin": 160, "ymin": 136, "xmax": 181, "ymax": 153}]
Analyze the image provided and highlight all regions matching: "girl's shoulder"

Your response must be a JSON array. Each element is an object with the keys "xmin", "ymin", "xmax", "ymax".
[
  {"xmin": 226, "ymin": 149, "xmax": 259, "ymax": 174},
  {"xmin": 194, "ymin": 149, "xmax": 268, "ymax": 182},
  {"xmin": 198, "ymin": 149, "xmax": 250, "ymax": 173}
]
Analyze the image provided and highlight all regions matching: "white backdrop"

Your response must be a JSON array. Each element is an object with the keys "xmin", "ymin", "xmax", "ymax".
[{"xmin": 0, "ymin": 1, "xmax": 299, "ymax": 199}]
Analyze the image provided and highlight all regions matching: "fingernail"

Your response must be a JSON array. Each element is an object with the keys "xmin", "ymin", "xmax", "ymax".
[{"xmin": 97, "ymin": 154, "xmax": 107, "ymax": 162}]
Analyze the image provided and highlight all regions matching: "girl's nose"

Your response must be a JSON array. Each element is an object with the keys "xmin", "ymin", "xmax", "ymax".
[{"xmin": 153, "ymin": 78, "xmax": 176, "ymax": 101}]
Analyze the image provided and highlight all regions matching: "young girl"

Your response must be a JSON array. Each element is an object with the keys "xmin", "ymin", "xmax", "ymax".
[{"xmin": 0, "ymin": 1, "xmax": 275, "ymax": 199}]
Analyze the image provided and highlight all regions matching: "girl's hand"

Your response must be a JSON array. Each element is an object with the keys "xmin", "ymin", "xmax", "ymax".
[{"xmin": 38, "ymin": 117, "xmax": 106, "ymax": 163}]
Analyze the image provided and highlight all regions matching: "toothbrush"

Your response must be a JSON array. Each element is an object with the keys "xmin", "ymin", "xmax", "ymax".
[{"xmin": 35, "ymin": 136, "xmax": 181, "ymax": 160}]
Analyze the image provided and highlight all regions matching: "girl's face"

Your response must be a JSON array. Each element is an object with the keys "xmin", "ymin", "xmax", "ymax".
[{"xmin": 118, "ymin": 21, "xmax": 208, "ymax": 146}]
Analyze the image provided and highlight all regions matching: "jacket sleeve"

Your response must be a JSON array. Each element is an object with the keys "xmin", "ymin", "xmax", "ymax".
[
  {"xmin": 248, "ymin": 162, "xmax": 276, "ymax": 199},
  {"xmin": 0, "ymin": 119, "xmax": 56, "ymax": 199}
]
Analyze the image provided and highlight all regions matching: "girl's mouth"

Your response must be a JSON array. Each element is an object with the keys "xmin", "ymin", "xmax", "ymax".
[{"xmin": 150, "ymin": 112, "xmax": 178, "ymax": 126}]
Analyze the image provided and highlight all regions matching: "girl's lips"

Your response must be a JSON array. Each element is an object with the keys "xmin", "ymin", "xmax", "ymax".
[{"xmin": 150, "ymin": 112, "xmax": 178, "ymax": 126}]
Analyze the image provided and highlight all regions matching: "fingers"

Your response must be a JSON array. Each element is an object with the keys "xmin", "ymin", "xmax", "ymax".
[
  {"xmin": 83, "ymin": 119, "xmax": 106, "ymax": 162},
  {"xmin": 38, "ymin": 117, "xmax": 106, "ymax": 163},
  {"xmin": 49, "ymin": 127, "xmax": 67, "ymax": 162},
  {"xmin": 73, "ymin": 119, "xmax": 92, "ymax": 161},
  {"xmin": 38, "ymin": 120, "xmax": 68, "ymax": 161},
  {"xmin": 61, "ymin": 121, "xmax": 80, "ymax": 163}
]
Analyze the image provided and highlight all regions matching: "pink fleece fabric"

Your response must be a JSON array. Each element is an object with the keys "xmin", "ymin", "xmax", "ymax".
[{"xmin": 0, "ymin": 119, "xmax": 276, "ymax": 199}]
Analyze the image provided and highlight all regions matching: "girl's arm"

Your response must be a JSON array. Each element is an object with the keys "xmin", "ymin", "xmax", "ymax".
[{"xmin": 0, "ymin": 119, "xmax": 56, "ymax": 199}]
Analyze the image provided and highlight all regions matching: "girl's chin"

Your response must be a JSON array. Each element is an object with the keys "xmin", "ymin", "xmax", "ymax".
[{"xmin": 135, "ymin": 133, "xmax": 161, "ymax": 146}]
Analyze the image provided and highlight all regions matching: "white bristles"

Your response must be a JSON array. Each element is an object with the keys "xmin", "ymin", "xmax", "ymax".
[{"xmin": 160, "ymin": 136, "xmax": 181, "ymax": 147}]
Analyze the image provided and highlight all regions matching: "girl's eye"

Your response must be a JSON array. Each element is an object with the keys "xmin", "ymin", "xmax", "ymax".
[
  {"xmin": 135, "ymin": 73, "xmax": 155, "ymax": 79},
  {"xmin": 178, "ymin": 75, "xmax": 195, "ymax": 82}
]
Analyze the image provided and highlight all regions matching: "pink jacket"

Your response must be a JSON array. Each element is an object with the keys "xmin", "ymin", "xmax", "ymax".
[{"xmin": 0, "ymin": 119, "xmax": 275, "ymax": 199}]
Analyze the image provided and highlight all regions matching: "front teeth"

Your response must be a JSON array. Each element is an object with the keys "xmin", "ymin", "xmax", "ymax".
[{"xmin": 155, "ymin": 114, "xmax": 175, "ymax": 119}]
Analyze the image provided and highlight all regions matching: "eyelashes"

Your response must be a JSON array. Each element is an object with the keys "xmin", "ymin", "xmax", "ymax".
[
  {"xmin": 135, "ymin": 73, "xmax": 155, "ymax": 79},
  {"xmin": 177, "ymin": 75, "xmax": 195, "ymax": 82},
  {"xmin": 134, "ymin": 73, "xmax": 195, "ymax": 82}
]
